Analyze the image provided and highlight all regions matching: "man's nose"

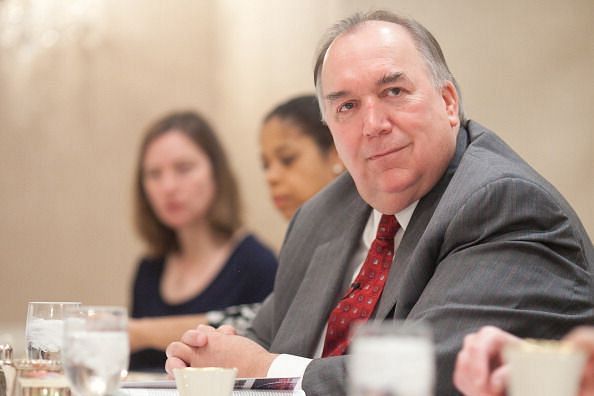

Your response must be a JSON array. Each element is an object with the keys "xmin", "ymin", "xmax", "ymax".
[{"xmin": 362, "ymin": 100, "xmax": 391, "ymax": 137}]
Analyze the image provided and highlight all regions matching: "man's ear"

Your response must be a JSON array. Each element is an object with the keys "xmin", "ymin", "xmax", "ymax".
[{"xmin": 442, "ymin": 81, "xmax": 460, "ymax": 128}]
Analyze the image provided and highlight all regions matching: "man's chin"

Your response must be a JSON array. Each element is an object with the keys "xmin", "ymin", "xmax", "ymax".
[{"xmin": 358, "ymin": 181, "xmax": 418, "ymax": 214}]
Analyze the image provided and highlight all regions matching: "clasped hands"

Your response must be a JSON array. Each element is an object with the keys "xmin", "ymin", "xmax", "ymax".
[{"xmin": 165, "ymin": 324, "xmax": 279, "ymax": 378}]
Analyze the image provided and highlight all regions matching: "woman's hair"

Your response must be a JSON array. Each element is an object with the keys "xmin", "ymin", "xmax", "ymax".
[
  {"xmin": 263, "ymin": 94, "xmax": 334, "ymax": 154},
  {"xmin": 134, "ymin": 110, "xmax": 242, "ymax": 257}
]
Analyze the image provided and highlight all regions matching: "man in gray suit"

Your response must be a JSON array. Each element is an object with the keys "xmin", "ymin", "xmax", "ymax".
[{"xmin": 165, "ymin": 10, "xmax": 593, "ymax": 395}]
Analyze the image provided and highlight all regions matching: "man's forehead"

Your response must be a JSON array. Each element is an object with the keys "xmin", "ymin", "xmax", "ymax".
[
  {"xmin": 321, "ymin": 21, "xmax": 418, "ymax": 89},
  {"xmin": 325, "ymin": 21, "xmax": 412, "ymax": 59},
  {"xmin": 322, "ymin": 22, "xmax": 416, "ymax": 75}
]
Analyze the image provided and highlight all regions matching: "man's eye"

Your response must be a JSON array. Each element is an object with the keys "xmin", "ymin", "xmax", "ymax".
[
  {"xmin": 338, "ymin": 102, "xmax": 355, "ymax": 113},
  {"xmin": 386, "ymin": 87, "xmax": 402, "ymax": 96}
]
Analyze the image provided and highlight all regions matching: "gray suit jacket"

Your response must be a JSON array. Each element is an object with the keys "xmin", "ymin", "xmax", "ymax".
[{"xmin": 246, "ymin": 121, "xmax": 594, "ymax": 395}]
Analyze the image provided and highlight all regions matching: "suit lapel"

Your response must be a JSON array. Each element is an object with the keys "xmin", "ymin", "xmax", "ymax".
[
  {"xmin": 375, "ymin": 126, "xmax": 470, "ymax": 319},
  {"xmin": 374, "ymin": 186, "xmax": 446, "ymax": 319}
]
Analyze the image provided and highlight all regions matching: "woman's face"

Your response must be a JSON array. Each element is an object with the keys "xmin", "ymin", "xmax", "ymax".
[
  {"xmin": 142, "ymin": 130, "xmax": 216, "ymax": 230},
  {"xmin": 260, "ymin": 117, "xmax": 341, "ymax": 220}
]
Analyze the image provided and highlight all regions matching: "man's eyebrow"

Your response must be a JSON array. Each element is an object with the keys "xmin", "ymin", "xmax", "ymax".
[
  {"xmin": 325, "ymin": 72, "xmax": 408, "ymax": 102},
  {"xmin": 325, "ymin": 90, "xmax": 348, "ymax": 102},
  {"xmin": 377, "ymin": 72, "xmax": 405, "ymax": 86}
]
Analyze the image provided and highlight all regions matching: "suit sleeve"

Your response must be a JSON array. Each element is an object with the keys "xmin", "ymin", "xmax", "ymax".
[
  {"xmin": 245, "ymin": 205, "xmax": 308, "ymax": 349},
  {"xmin": 302, "ymin": 356, "xmax": 349, "ymax": 396},
  {"xmin": 244, "ymin": 293, "xmax": 275, "ymax": 347},
  {"xmin": 407, "ymin": 177, "xmax": 593, "ymax": 395}
]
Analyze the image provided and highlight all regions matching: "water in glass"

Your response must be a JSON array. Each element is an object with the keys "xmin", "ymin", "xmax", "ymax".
[
  {"xmin": 62, "ymin": 306, "xmax": 129, "ymax": 396},
  {"xmin": 349, "ymin": 321, "xmax": 435, "ymax": 396},
  {"xmin": 26, "ymin": 301, "xmax": 81, "ymax": 360}
]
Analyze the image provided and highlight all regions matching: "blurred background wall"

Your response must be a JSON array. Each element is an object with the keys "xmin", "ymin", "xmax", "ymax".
[{"xmin": 1, "ymin": 0, "xmax": 592, "ymax": 353}]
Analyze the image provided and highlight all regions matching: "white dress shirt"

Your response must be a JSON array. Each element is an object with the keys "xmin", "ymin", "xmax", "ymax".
[{"xmin": 267, "ymin": 201, "xmax": 418, "ymax": 388}]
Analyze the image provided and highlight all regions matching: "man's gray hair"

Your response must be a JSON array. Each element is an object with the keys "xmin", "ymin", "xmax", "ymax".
[{"xmin": 313, "ymin": 10, "xmax": 465, "ymax": 122}]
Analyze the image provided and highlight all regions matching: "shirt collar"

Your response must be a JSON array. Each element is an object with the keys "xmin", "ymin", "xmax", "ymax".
[
  {"xmin": 373, "ymin": 201, "xmax": 418, "ymax": 232},
  {"xmin": 363, "ymin": 201, "xmax": 419, "ymax": 248}
]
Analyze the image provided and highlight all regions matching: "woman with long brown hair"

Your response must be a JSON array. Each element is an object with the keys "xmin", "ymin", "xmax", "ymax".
[{"xmin": 129, "ymin": 111, "xmax": 277, "ymax": 371}]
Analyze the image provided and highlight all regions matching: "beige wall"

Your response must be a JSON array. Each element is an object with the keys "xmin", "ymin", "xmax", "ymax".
[{"xmin": 1, "ymin": 0, "xmax": 592, "ymax": 352}]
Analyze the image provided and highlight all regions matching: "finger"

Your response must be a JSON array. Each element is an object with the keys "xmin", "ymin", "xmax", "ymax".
[
  {"xmin": 564, "ymin": 327, "xmax": 594, "ymax": 352},
  {"xmin": 164, "ymin": 356, "xmax": 188, "ymax": 377},
  {"xmin": 454, "ymin": 327, "xmax": 518, "ymax": 395},
  {"xmin": 578, "ymin": 358, "xmax": 594, "ymax": 396},
  {"xmin": 453, "ymin": 354, "xmax": 470, "ymax": 393},
  {"xmin": 474, "ymin": 326, "xmax": 521, "ymax": 375},
  {"xmin": 217, "ymin": 324, "xmax": 237, "ymax": 335},
  {"xmin": 489, "ymin": 364, "xmax": 509, "ymax": 395},
  {"xmin": 165, "ymin": 341, "xmax": 194, "ymax": 364},
  {"xmin": 453, "ymin": 342, "xmax": 470, "ymax": 389},
  {"xmin": 454, "ymin": 343, "xmax": 490, "ymax": 395},
  {"xmin": 461, "ymin": 332, "xmax": 491, "ymax": 387},
  {"xmin": 196, "ymin": 324, "xmax": 216, "ymax": 332},
  {"xmin": 480, "ymin": 326, "xmax": 521, "ymax": 357},
  {"xmin": 180, "ymin": 329, "xmax": 209, "ymax": 347}
]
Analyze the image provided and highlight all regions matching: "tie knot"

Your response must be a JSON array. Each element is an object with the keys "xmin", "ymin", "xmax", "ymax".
[{"xmin": 376, "ymin": 214, "xmax": 399, "ymax": 240}]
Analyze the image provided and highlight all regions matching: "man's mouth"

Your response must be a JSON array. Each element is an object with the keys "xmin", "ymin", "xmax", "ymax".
[{"xmin": 367, "ymin": 146, "xmax": 406, "ymax": 161}]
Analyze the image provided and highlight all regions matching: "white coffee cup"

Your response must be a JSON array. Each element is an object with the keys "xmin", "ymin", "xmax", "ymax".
[
  {"xmin": 503, "ymin": 339, "xmax": 587, "ymax": 396},
  {"xmin": 174, "ymin": 367, "xmax": 237, "ymax": 396}
]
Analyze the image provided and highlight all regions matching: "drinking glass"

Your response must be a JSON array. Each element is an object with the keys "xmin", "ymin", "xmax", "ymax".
[
  {"xmin": 348, "ymin": 320, "xmax": 435, "ymax": 396},
  {"xmin": 26, "ymin": 301, "xmax": 81, "ymax": 360},
  {"xmin": 62, "ymin": 306, "xmax": 129, "ymax": 396}
]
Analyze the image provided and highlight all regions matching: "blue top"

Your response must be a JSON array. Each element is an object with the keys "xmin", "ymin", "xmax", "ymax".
[{"xmin": 129, "ymin": 234, "xmax": 277, "ymax": 371}]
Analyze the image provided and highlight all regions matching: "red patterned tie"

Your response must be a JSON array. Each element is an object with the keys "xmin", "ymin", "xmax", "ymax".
[{"xmin": 322, "ymin": 214, "xmax": 399, "ymax": 357}]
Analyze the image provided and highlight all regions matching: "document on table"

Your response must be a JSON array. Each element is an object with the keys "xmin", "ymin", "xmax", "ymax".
[{"xmin": 119, "ymin": 377, "xmax": 305, "ymax": 396}]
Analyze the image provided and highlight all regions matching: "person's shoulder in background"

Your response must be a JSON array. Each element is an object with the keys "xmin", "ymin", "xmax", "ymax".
[
  {"xmin": 233, "ymin": 233, "xmax": 278, "ymax": 271},
  {"xmin": 135, "ymin": 255, "xmax": 165, "ymax": 273},
  {"xmin": 131, "ymin": 255, "xmax": 165, "ymax": 316},
  {"xmin": 230, "ymin": 233, "xmax": 278, "ymax": 297},
  {"xmin": 132, "ymin": 255, "xmax": 165, "ymax": 286}
]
